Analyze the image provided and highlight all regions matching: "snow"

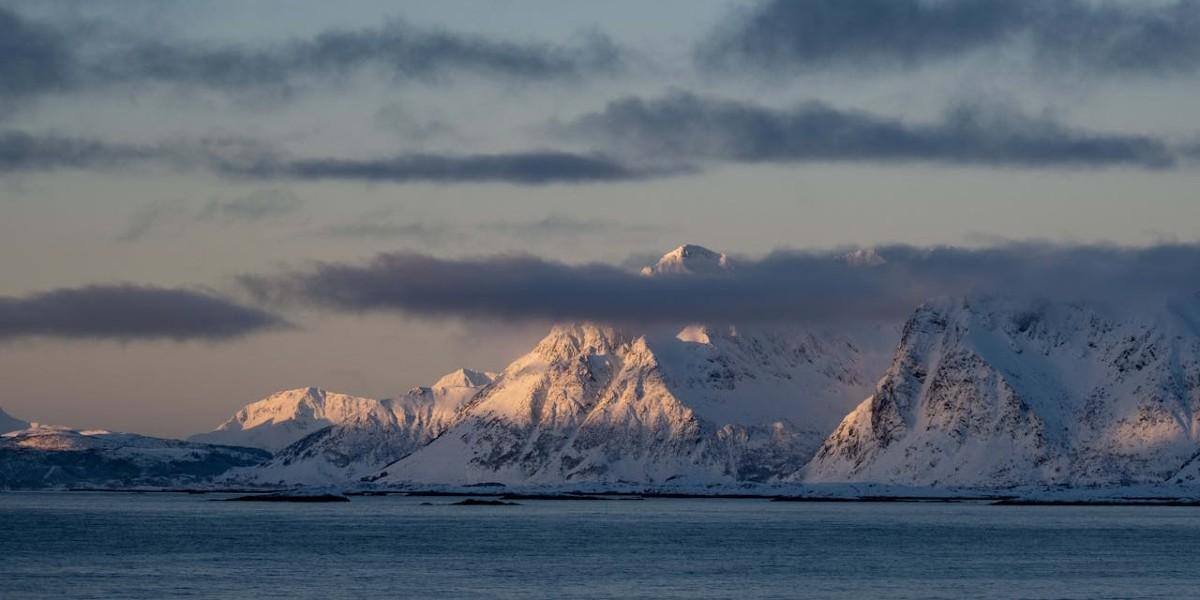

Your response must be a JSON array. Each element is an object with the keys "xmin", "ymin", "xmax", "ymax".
[
  {"xmin": 640, "ymin": 244, "xmax": 732, "ymax": 276},
  {"xmin": 805, "ymin": 296, "xmax": 1200, "ymax": 488},
  {"xmin": 224, "ymin": 369, "xmax": 494, "ymax": 485},
  {"xmin": 188, "ymin": 388, "xmax": 391, "ymax": 452}
]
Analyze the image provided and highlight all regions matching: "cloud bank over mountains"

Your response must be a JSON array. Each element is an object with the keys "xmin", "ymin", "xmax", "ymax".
[{"xmin": 239, "ymin": 242, "xmax": 1200, "ymax": 325}]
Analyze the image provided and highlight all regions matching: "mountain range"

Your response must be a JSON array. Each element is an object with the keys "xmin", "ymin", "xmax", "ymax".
[{"xmin": 5, "ymin": 245, "xmax": 1200, "ymax": 493}]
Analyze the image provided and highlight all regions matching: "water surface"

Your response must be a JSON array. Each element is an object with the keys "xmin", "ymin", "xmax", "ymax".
[{"xmin": 2, "ymin": 492, "xmax": 1198, "ymax": 599}]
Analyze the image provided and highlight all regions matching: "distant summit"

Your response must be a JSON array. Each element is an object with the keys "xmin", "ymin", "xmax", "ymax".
[
  {"xmin": 433, "ymin": 368, "xmax": 496, "ymax": 390},
  {"xmin": 641, "ymin": 244, "xmax": 732, "ymax": 276}
]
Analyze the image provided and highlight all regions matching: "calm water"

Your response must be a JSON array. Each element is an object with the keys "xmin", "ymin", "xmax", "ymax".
[{"xmin": 2, "ymin": 492, "xmax": 1199, "ymax": 599}]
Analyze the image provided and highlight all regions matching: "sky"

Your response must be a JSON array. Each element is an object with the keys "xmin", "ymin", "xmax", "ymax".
[{"xmin": 2, "ymin": 0, "xmax": 1200, "ymax": 437}]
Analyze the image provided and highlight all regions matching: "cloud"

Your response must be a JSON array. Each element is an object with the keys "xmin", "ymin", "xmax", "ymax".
[
  {"xmin": 0, "ymin": 6, "xmax": 623, "ymax": 111},
  {"xmin": 237, "ymin": 243, "xmax": 1200, "ymax": 325},
  {"xmin": 373, "ymin": 102, "xmax": 455, "ymax": 143},
  {"xmin": 480, "ymin": 215, "xmax": 664, "ymax": 238},
  {"xmin": 318, "ymin": 210, "xmax": 449, "ymax": 241},
  {"xmin": 0, "ymin": 130, "xmax": 273, "ymax": 174},
  {"xmin": 116, "ymin": 203, "xmax": 176, "ymax": 243},
  {"xmin": 314, "ymin": 213, "xmax": 662, "ymax": 247},
  {"xmin": 0, "ymin": 284, "xmax": 287, "ymax": 341},
  {"xmin": 0, "ymin": 130, "xmax": 666, "ymax": 184},
  {"xmin": 103, "ymin": 21, "xmax": 623, "ymax": 91},
  {"xmin": 564, "ymin": 92, "xmax": 1178, "ymax": 168},
  {"xmin": 0, "ymin": 130, "xmax": 153, "ymax": 172},
  {"xmin": 223, "ymin": 150, "xmax": 669, "ymax": 184},
  {"xmin": 698, "ymin": 0, "xmax": 1200, "ymax": 75},
  {"xmin": 0, "ymin": 6, "xmax": 72, "ymax": 111},
  {"xmin": 199, "ymin": 188, "xmax": 304, "ymax": 222}
]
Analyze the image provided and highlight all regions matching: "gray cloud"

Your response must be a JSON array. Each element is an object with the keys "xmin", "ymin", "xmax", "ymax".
[
  {"xmin": 0, "ymin": 6, "xmax": 71, "ymax": 111},
  {"xmin": 199, "ymin": 188, "xmax": 304, "ymax": 222},
  {"xmin": 0, "ymin": 6, "xmax": 622, "ymax": 111},
  {"xmin": 116, "ymin": 203, "xmax": 176, "ymax": 243},
  {"xmin": 564, "ymin": 92, "xmax": 1178, "ymax": 168},
  {"xmin": 0, "ymin": 130, "xmax": 663, "ymax": 184},
  {"xmin": 223, "ymin": 150, "xmax": 668, "ymax": 184},
  {"xmin": 238, "ymin": 243, "xmax": 1200, "ymax": 325},
  {"xmin": 0, "ymin": 284, "xmax": 287, "ymax": 341},
  {"xmin": 0, "ymin": 130, "xmax": 152, "ymax": 172},
  {"xmin": 314, "ymin": 213, "xmax": 661, "ymax": 247},
  {"xmin": 318, "ymin": 211, "xmax": 448, "ymax": 241},
  {"xmin": 116, "ymin": 189, "xmax": 304, "ymax": 243},
  {"xmin": 0, "ymin": 130, "xmax": 271, "ymax": 174},
  {"xmin": 699, "ymin": 0, "xmax": 1200, "ymax": 75},
  {"xmin": 480, "ymin": 215, "xmax": 664, "ymax": 238},
  {"xmin": 103, "ymin": 22, "xmax": 622, "ymax": 91}
]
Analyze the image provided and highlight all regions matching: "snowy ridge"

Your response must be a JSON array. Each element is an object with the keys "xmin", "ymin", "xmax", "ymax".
[
  {"xmin": 229, "ymin": 369, "xmax": 494, "ymax": 485},
  {"xmin": 805, "ymin": 296, "xmax": 1200, "ymax": 488},
  {"xmin": 189, "ymin": 387, "xmax": 388, "ymax": 451}
]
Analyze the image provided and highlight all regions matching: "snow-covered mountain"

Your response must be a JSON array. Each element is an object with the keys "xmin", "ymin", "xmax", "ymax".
[
  {"xmin": 236, "ymin": 369, "xmax": 493, "ymax": 485},
  {"xmin": 640, "ymin": 243, "xmax": 731, "ymax": 276},
  {"xmin": 0, "ymin": 407, "xmax": 30, "ymax": 434},
  {"xmin": 0, "ymin": 426, "xmax": 269, "ymax": 489},
  {"xmin": 805, "ymin": 296, "xmax": 1200, "ymax": 488},
  {"xmin": 189, "ymin": 388, "xmax": 390, "ymax": 452},
  {"xmin": 377, "ymin": 245, "xmax": 895, "ymax": 486}
]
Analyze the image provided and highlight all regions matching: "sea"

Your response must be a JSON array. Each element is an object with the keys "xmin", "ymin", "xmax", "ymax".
[{"xmin": 2, "ymin": 491, "xmax": 1198, "ymax": 599}]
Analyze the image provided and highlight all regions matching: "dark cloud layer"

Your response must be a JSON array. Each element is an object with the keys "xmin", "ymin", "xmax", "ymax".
[
  {"xmin": 0, "ymin": 130, "xmax": 659, "ymax": 184},
  {"xmin": 0, "ymin": 130, "xmax": 272, "ymax": 174},
  {"xmin": 104, "ymin": 22, "xmax": 622, "ymax": 90},
  {"xmin": 700, "ymin": 0, "xmax": 1200, "ymax": 75},
  {"xmin": 566, "ymin": 92, "xmax": 1178, "ymax": 168},
  {"xmin": 0, "ymin": 285, "xmax": 287, "ymax": 341},
  {"xmin": 224, "ymin": 151, "xmax": 663, "ymax": 184},
  {"xmin": 0, "ymin": 6, "xmax": 622, "ymax": 110},
  {"xmin": 0, "ymin": 130, "xmax": 151, "ymax": 172},
  {"xmin": 238, "ymin": 243, "xmax": 1200, "ymax": 325},
  {"xmin": 0, "ymin": 7, "xmax": 71, "ymax": 107}
]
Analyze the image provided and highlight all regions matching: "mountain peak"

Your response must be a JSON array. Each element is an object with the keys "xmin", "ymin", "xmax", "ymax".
[
  {"xmin": 843, "ymin": 247, "xmax": 886, "ymax": 267},
  {"xmin": 432, "ymin": 368, "xmax": 494, "ymax": 390},
  {"xmin": 642, "ymin": 244, "xmax": 731, "ymax": 276}
]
